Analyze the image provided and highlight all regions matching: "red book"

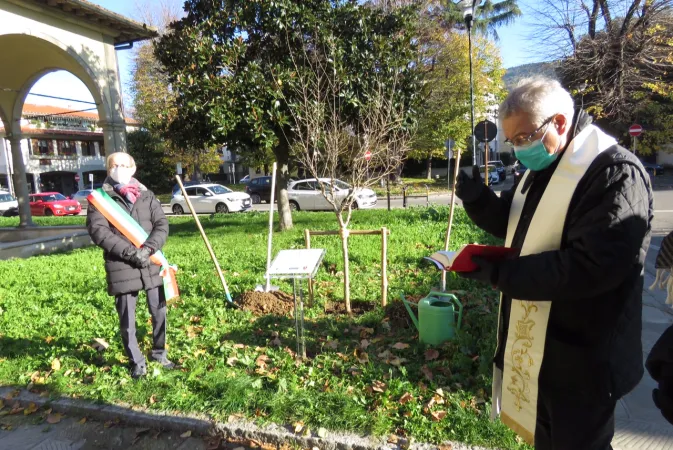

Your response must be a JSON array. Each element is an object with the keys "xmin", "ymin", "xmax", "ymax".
[{"xmin": 424, "ymin": 244, "xmax": 519, "ymax": 272}]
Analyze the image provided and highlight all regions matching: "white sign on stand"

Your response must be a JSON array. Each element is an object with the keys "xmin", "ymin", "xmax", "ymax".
[
  {"xmin": 267, "ymin": 249, "xmax": 325, "ymax": 279},
  {"xmin": 267, "ymin": 249, "xmax": 326, "ymax": 359}
]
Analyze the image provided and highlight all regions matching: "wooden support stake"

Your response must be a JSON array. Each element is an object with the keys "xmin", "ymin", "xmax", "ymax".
[
  {"xmin": 304, "ymin": 229, "xmax": 314, "ymax": 306},
  {"xmin": 381, "ymin": 227, "xmax": 388, "ymax": 307}
]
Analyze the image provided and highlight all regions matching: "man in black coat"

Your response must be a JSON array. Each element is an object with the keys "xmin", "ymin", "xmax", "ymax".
[
  {"xmin": 87, "ymin": 152, "xmax": 175, "ymax": 379},
  {"xmin": 647, "ymin": 324, "xmax": 673, "ymax": 426},
  {"xmin": 456, "ymin": 77, "xmax": 653, "ymax": 449}
]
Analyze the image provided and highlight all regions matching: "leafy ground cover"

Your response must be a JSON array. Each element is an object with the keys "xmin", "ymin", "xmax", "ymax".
[{"xmin": 0, "ymin": 208, "xmax": 526, "ymax": 449}]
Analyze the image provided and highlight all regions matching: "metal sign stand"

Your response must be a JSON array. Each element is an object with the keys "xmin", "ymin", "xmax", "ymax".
[{"xmin": 267, "ymin": 249, "xmax": 326, "ymax": 360}]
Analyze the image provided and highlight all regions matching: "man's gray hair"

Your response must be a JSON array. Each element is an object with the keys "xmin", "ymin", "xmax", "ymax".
[{"xmin": 499, "ymin": 76, "xmax": 575, "ymax": 128}]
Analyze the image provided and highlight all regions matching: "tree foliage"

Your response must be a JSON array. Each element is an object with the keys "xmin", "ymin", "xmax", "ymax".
[
  {"xmin": 155, "ymin": 0, "xmax": 422, "ymax": 230},
  {"xmin": 126, "ymin": 130, "xmax": 174, "ymax": 193},
  {"xmin": 129, "ymin": 0, "xmax": 221, "ymax": 183},
  {"xmin": 529, "ymin": 0, "xmax": 673, "ymax": 155},
  {"xmin": 411, "ymin": 26, "xmax": 505, "ymax": 173}
]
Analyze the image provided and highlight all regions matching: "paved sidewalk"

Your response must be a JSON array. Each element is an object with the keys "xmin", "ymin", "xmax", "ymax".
[{"xmin": 612, "ymin": 266, "xmax": 673, "ymax": 449}]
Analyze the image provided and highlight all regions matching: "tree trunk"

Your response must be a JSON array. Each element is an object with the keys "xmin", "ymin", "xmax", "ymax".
[
  {"xmin": 274, "ymin": 142, "xmax": 293, "ymax": 231},
  {"xmin": 426, "ymin": 156, "xmax": 432, "ymax": 179},
  {"xmin": 340, "ymin": 226, "xmax": 351, "ymax": 313}
]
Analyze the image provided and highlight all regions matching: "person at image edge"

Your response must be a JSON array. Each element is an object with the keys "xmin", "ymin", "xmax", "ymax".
[
  {"xmin": 86, "ymin": 152, "xmax": 176, "ymax": 379},
  {"xmin": 456, "ymin": 76, "xmax": 653, "ymax": 449}
]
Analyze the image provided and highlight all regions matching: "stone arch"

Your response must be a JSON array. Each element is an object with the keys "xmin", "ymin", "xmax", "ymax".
[{"xmin": 1, "ymin": 32, "xmax": 113, "ymax": 137}]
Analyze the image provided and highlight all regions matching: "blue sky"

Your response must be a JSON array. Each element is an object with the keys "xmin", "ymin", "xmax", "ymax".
[{"xmin": 29, "ymin": 0, "xmax": 541, "ymax": 111}]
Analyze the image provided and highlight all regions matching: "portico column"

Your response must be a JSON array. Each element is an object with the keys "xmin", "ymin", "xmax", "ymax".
[
  {"xmin": 100, "ymin": 120, "xmax": 127, "ymax": 157},
  {"xmin": 8, "ymin": 134, "xmax": 33, "ymax": 227}
]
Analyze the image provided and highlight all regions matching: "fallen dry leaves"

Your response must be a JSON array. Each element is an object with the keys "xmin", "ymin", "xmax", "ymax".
[
  {"xmin": 399, "ymin": 393, "xmax": 414, "ymax": 404},
  {"xmin": 46, "ymin": 413, "xmax": 63, "ymax": 424},
  {"xmin": 430, "ymin": 410, "xmax": 447, "ymax": 422},
  {"xmin": 91, "ymin": 338, "xmax": 109, "ymax": 352},
  {"xmin": 180, "ymin": 430, "xmax": 192, "ymax": 438},
  {"xmin": 371, "ymin": 380, "xmax": 387, "ymax": 393},
  {"xmin": 354, "ymin": 348, "xmax": 369, "ymax": 364},
  {"xmin": 421, "ymin": 365, "xmax": 434, "ymax": 381},
  {"xmin": 391, "ymin": 342, "xmax": 410, "ymax": 350},
  {"xmin": 23, "ymin": 403, "xmax": 38, "ymax": 415},
  {"xmin": 424, "ymin": 349, "xmax": 440, "ymax": 361}
]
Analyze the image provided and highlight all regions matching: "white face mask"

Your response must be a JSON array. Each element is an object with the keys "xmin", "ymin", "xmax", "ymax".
[{"xmin": 110, "ymin": 167, "xmax": 134, "ymax": 185}]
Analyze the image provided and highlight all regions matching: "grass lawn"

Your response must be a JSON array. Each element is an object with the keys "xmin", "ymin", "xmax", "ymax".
[{"xmin": 0, "ymin": 208, "xmax": 526, "ymax": 449}]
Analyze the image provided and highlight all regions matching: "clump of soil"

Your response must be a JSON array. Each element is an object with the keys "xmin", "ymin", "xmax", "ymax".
[
  {"xmin": 237, "ymin": 290, "xmax": 295, "ymax": 316},
  {"xmin": 324, "ymin": 301, "xmax": 376, "ymax": 315},
  {"xmin": 385, "ymin": 295, "xmax": 421, "ymax": 329}
]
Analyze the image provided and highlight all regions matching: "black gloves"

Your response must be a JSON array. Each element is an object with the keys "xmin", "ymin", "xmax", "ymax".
[
  {"xmin": 456, "ymin": 166, "xmax": 485, "ymax": 204},
  {"xmin": 122, "ymin": 246, "xmax": 153, "ymax": 268},
  {"xmin": 646, "ymin": 325, "xmax": 673, "ymax": 425},
  {"xmin": 458, "ymin": 256, "xmax": 500, "ymax": 287}
]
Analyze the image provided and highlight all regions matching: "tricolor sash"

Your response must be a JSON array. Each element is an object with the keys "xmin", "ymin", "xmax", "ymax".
[
  {"xmin": 491, "ymin": 124, "xmax": 617, "ymax": 443},
  {"xmin": 88, "ymin": 189, "xmax": 179, "ymax": 301}
]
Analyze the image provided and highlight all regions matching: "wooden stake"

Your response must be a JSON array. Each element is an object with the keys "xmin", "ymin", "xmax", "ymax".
[
  {"xmin": 175, "ymin": 175, "xmax": 235, "ymax": 306},
  {"xmin": 304, "ymin": 229, "xmax": 314, "ymax": 306},
  {"xmin": 381, "ymin": 227, "xmax": 388, "ymax": 307},
  {"xmin": 441, "ymin": 148, "xmax": 462, "ymax": 292}
]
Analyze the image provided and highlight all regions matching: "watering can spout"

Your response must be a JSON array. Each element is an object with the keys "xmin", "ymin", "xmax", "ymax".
[{"xmin": 401, "ymin": 294, "xmax": 420, "ymax": 331}]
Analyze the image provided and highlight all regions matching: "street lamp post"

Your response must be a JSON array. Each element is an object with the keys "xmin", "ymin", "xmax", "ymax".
[{"xmin": 461, "ymin": 0, "xmax": 477, "ymax": 166}]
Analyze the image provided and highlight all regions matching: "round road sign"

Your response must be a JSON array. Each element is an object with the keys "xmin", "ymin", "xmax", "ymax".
[
  {"xmin": 474, "ymin": 120, "xmax": 497, "ymax": 143},
  {"xmin": 629, "ymin": 124, "xmax": 643, "ymax": 137}
]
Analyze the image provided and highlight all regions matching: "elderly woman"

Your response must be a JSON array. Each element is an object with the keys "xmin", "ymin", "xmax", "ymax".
[
  {"xmin": 86, "ymin": 152, "xmax": 175, "ymax": 379},
  {"xmin": 456, "ymin": 77, "xmax": 653, "ymax": 448}
]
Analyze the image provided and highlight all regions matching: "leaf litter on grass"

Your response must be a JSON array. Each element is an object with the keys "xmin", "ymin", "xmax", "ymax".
[{"xmin": 0, "ymin": 209, "xmax": 523, "ymax": 449}]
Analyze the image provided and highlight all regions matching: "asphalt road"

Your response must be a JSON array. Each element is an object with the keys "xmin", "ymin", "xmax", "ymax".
[{"xmin": 155, "ymin": 178, "xmax": 673, "ymax": 237}]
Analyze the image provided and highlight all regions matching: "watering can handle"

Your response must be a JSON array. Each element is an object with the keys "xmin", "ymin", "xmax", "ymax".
[
  {"xmin": 428, "ymin": 290, "xmax": 463, "ymax": 332},
  {"xmin": 454, "ymin": 296, "xmax": 463, "ymax": 331},
  {"xmin": 400, "ymin": 293, "xmax": 420, "ymax": 331}
]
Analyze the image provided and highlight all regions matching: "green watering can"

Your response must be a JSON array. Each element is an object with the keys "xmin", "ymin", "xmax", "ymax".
[{"xmin": 401, "ymin": 291, "xmax": 463, "ymax": 345}]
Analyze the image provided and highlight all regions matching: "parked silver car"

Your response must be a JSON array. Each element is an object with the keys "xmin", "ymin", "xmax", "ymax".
[
  {"xmin": 70, "ymin": 189, "xmax": 93, "ymax": 207},
  {"xmin": 287, "ymin": 178, "xmax": 377, "ymax": 211}
]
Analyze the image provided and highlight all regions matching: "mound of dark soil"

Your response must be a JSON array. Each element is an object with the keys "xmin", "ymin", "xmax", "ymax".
[{"xmin": 237, "ymin": 290, "xmax": 295, "ymax": 316}]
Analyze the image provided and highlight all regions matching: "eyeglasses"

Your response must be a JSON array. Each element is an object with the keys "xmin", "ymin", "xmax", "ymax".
[
  {"xmin": 505, "ymin": 116, "xmax": 554, "ymax": 148},
  {"xmin": 110, "ymin": 163, "xmax": 132, "ymax": 169}
]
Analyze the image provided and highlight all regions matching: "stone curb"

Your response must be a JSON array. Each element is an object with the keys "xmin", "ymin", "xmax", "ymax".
[{"xmin": 0, "ymin": 387, "xmax": 495, "ymax": 450}]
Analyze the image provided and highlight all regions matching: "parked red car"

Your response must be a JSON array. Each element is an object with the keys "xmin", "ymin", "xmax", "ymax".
[{"xmin": 29, "ymin": 192, "xmax": 82, "ymax": 216}]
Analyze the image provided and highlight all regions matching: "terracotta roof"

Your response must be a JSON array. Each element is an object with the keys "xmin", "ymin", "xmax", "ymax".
[
  {"xmin": 22, "ymin": 0, "xmax": 158, "ymax": 44},
  {"xmin": 0, "ymin": 104, "xmax": 141, "ymax": 131},
  {"xmin": 22, "ymin": 104, "xmax": 100, "ymax": 121},
  {"xmin": 20, "ymin": 129, "xmax": 104, "ymax": 137}
]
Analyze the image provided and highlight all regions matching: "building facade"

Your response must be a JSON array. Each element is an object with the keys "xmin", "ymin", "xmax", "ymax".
[{"xmin": 0, "ymin": 104, "xmax": 138, "ymax": 196}]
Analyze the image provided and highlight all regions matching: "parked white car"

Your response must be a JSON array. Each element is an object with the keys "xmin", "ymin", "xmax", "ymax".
[
  {"xmin": 479, "ymin": 166, "xmax": 500, "ymax": 186},
  {"xmin": 170, "ymin": 184, "xmax": 252, "ymax": 214},
  {"xmin": 0, "ymin": 191, "xmax": 18, "ymax": 217},
  {"xmin": 287, "ymin": 178, "xmax": 377, "ymax": 211}
]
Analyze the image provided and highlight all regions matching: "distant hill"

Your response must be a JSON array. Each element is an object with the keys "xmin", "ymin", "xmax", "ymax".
[{"xmin": 503, "ymin": 62, "xmax": 560, "ymax": 89}]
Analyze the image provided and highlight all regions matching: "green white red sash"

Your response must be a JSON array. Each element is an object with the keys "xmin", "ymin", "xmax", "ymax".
[{"xmin": 87, "ymin": 189, "xmax": 179, "ymax": 300}]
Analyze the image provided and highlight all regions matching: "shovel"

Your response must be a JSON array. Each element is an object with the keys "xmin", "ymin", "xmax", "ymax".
[
  {"xmin": 255, "ymin": 162, "xmax": 279, "ymax": 292},
  {"xmin": 175, "ymin": 175, "xmax": 237, "ymax": 307}
]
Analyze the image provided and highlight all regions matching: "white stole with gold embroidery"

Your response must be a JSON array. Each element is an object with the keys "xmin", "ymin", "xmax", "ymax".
[{"xmin": 491, "ymin": 124, "xmax": 617, "ymax": 444}]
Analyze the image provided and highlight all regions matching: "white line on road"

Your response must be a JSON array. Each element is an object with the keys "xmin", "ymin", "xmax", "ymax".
[
  {"xmin": 651, "ymin": 245, "xmax": 661, "ymax": 251},
  {"xmin": 655, "ymin": 210, "xmax": 673, "ymax": 213}
]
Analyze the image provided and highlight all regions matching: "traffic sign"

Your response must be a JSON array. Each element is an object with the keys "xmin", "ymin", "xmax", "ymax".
[
  {"xmin": 74, "ymin": 174, "xmax": 80, "ymax": 182},
  {"xmin": 474, "ymin": 120, "xmax": 497, "ymax": 143},
  {"xmin": 364, "ymin": 150, "xmax": 372, "ymax": 161},
  {"xmin": 629, "ymin": 124, "xmax": 643, "ymax": 137}
]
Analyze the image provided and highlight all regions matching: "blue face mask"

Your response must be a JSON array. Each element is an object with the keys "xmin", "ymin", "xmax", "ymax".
[{"xmin": 513, "ymin": 139, "xmax": 559, "ymax": 172}]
